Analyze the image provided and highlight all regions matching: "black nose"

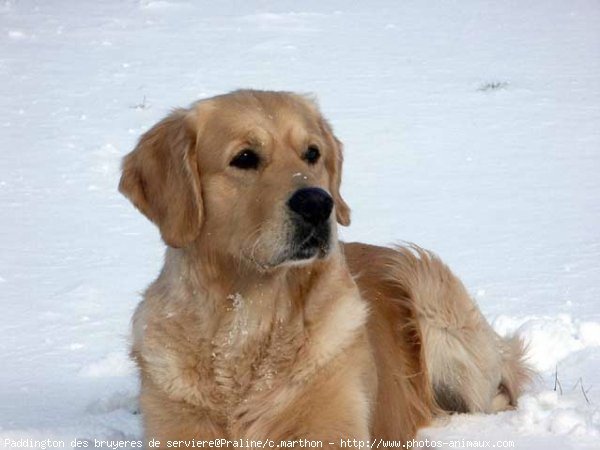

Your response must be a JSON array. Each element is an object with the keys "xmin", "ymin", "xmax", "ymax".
[{"xmin": 288, "ymin": 188, "xmax": 334, "ymax": 226}]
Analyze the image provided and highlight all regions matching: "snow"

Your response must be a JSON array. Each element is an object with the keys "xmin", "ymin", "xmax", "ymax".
[
  {"xmin": 493, "ymin": 314, "xmax": 600, "ymax": 372},
  {"xmin": 1, "ymin": 0, "xmax": 599, "ymax": 448}
]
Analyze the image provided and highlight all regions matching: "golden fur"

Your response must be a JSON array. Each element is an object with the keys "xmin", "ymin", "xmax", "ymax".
[{"xmin": 119, "ymin": 90, "xmax": 532, "ymax": 447}]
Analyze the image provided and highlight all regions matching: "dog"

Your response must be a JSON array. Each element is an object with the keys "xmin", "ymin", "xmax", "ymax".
[{"xmin": 119, "ymin": 90, "xmax": 532, "ymax": 446}]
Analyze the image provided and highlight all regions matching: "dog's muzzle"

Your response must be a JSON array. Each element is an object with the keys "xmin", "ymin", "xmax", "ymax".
[{"xmin": 286, "ymin": 187, "xmax": 333, "ymax": 261}]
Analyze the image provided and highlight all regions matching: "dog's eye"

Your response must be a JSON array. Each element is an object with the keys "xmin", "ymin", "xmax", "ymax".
[
  {"xmin": 230, "ymin": 149, "xmax": 260, "ymax": 170},
  {"xmin": 303, "ymin": 146, "xmax": 321, "ymax": 165}
]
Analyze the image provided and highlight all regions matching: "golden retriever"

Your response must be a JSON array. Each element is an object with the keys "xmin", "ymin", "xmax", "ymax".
[{"xmin": 119, "ymin": 90, "xmax": 532, "ymax": 447}]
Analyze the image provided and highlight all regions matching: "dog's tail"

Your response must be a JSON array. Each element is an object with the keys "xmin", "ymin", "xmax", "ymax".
[
  {"xmin": 378, "ymin": 244, "xmax": 534, "ymax": 412},
  {"xmin": 496, "ymin": 334, "xmax": 535, "ymax": 409}
]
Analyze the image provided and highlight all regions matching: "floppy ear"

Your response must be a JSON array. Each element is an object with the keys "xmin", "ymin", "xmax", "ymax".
[
  {"xmin": 119, "ymin": 108, "xmax": 203, "ymax": 248},
  {"xmin": 320, "ymin": 118, "xmax": 351, "ymax": 226}
]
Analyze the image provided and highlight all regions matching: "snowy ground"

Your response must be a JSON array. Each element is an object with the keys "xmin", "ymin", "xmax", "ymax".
[{"xmin": 1, "ymin": 0, "xmax": 599, "ymax": 448}]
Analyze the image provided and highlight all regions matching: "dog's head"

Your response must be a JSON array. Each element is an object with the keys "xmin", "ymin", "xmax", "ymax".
[{"xmin": 119, "ymin": 90, "xmax": 350, "ymax": 270}]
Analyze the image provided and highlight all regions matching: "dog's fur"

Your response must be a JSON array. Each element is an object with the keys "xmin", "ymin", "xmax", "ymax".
[{"xmin": 119, "ymin": 90, "xmax": 532, "ymax": 446}]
